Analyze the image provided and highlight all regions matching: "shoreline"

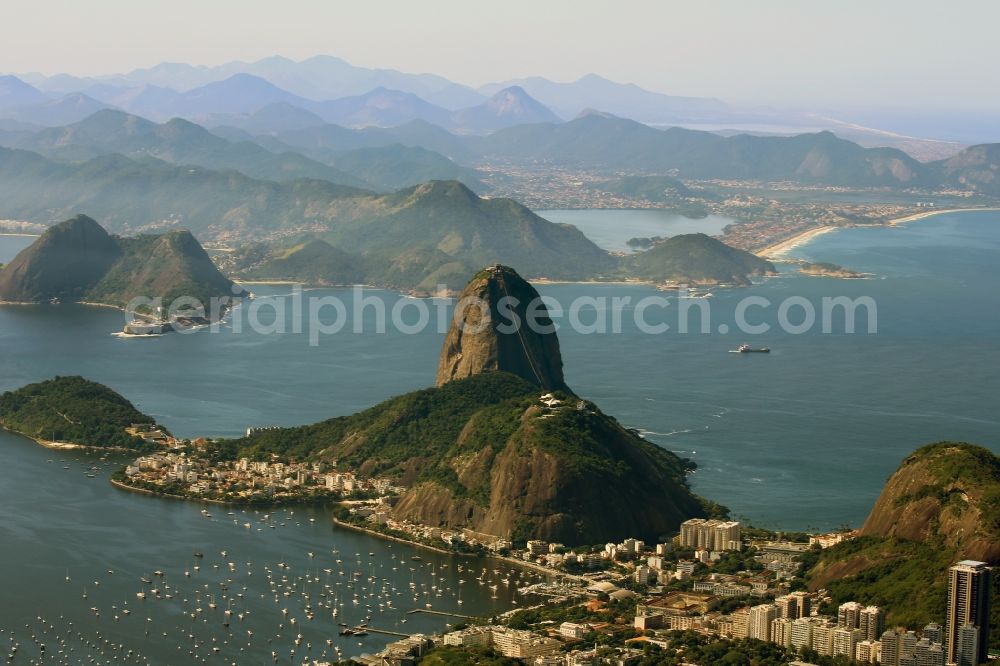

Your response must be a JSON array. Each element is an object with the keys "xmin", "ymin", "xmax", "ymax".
[
  {"xmin": 887, "ymin": 206, "xmax": 1000, "ymax": 226},
  {"xmin": 0, "ymin": 425, "xmax": 139, "ymax": 452},
  {"xmin": 756, "ymin": 226, "xmax": 838, "ymax": 260},
  {"xmin": 332, "ymin": 518, "xmax": 471, "ymax": 557},
  {"xmin": 756, "ymin": 206, "xmax": 1000, "ymax": 261},
  {"xmin": 332, "ymin": 518, "xmax": 578, "ymax": 581},
  {"xmin": 110, "ymin": 478, "xmax": 240, "ymax": 505}
]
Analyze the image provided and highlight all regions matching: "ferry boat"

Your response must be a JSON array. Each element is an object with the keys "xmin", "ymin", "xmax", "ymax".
[{"xmin": 730, "ymin": 343, "xmax": 770, "ymax": 353}]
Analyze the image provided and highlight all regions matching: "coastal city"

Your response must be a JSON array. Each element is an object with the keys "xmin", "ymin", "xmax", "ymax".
[
  {"xmin": 97, "ymin": 422, "xmax": 998, "ymax": 666},
  {"xmin": 102, "ymin": 415, "xmax": 994, "ymax": 666},
  {"xmin": 324, "ymin": 517, "xmax": 992, "ymax": 666},
  {"xmin": 120, "ymin": 448, "xmax": 402, "ymax": 504},
  {"xmin": 476, "ymin": 163, "xmax": 982, "ymax": 255}
]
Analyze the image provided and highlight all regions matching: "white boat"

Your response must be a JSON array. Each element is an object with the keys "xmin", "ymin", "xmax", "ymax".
[{"xmin": 729, "ymin": 343, "xmax": 770, "ymax": 353}]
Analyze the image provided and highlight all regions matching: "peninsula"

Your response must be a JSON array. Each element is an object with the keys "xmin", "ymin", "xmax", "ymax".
[{"xmin": 0, "ymin": 376, "xmax": 166, "ymax": 450}]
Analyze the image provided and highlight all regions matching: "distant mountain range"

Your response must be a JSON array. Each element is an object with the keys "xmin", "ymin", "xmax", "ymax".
[
  {"xmin": 0, "ymin": 74, "xmax": 48, "ymax": 108},
  {"xmin": 5, "ymin": 56, "xmax": 993, "ymax": 159},
  {"xmin": 3, "ymin": 70, "xmax": 564, "ymax": 134},
  {"xmin": 24, "ymin": 55, "xmax": 486, "ymax": 109},
  {"xmin": 4, "ymin": 105, "xmax": 1000, "ymax": 208},
  {"xmin": 478, "ymin": 73, "xmax": 730, "ymax": 123},
  {"xmin": 0, "ymin": 110, "xmax": 482, "ymax": 192},
  {"xmin": 468, "ymin": 113, "xmax": 1000, "ymax": 192}
]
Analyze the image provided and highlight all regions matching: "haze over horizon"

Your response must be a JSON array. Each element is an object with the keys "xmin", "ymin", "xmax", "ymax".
[{"xmin": 4, "ymin": 0, "xmax": 998, "ymax": 113}]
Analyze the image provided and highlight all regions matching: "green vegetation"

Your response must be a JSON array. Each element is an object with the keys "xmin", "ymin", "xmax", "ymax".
[
  {"xmin": 0, "ymin": 146, "xmax": 365, "ymax": 238},
  {"xmin": 625, "ymin": 233, "xmax": 775, "ymax": 286},
  {"xmin": 594, "ymin": 174, "xmax": 692, "ymax": 201},
  {"xmin": 799, "ymin": 262, "xmax": 865, "ymax": 278},
  {"xmin": 476, "ymin": 115, "xmax": 935, "ymax": 188},
  {"xmin": 0, "ymin": 215, "xmax": 243, "ymax": 308},
  {"xmin": 624, "ymin": 631, "xmax": 858, "ymax": 666},
  {"xmin": 808, "ymin": 536, "xmax": 952, "ymax": 628},
  {"xmin": 0, "ymin": 376, "xmax": 156, "ymax": 449},
  {"xmin": 416, "ymin": 645, "xmax": 521, "ymax": 665},
  {"xmin": 593, "ymin": 175, "xmax": 710, "ymax": 217},
  {"xmin": 244, "ymin": 239, "xmax": 365, "ymax": 286},
  {"xmin": 506, "ymin": 595, "xmax": 639, "ymax": 631},
  {"xmin": 805, "ymin": 443, "xmax": 1000, "ymax": 648},
  {"xmin": 235, "ymin": 372, "xmax": 537, "ymax": 473},
  {"xmin": 322, "ymin": 144, "xmax": 484, "ymax": 192},
  {"xmin": 226, "ymin": 370, "xmax": 710, "ymax": 545},
  {"xmin": 902, "ymin": 442, "xmax": 1000, "ymax": 531},
  {"xmin": 233, "ymin": 211, "xmax": 776, "ymax": 292}
]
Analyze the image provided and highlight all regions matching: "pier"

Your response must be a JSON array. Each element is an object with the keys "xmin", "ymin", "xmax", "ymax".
[
  {"xmin": 407, "ymin": 608, "xmax": 478, "ymax": 620},
  {"xmin": 353, "ymin": 626, "xmax": 410, "ymax": 638}
]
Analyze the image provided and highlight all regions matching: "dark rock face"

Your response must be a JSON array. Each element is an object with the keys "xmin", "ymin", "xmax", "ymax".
[
  {"xmin": 0, "ymin": 214, "xmax": 120, "ymax": 302},
  {"xmin": 436, "ymin": 265, "xmax": 568, "ymax": 391}
]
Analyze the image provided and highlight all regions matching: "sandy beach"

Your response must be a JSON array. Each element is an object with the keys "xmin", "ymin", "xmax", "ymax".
[
  {"xmin": 756, "ymin": 226, "xmax": 838, "ymax": 260},
  {"xmin": 756, "ymin": 206, "xmax": 1000, "ymax": 260},
  {"xmin": 0, "ymin": 426, "xmax": 84, "ymax": 450},
  {"xmin": 887, "ymin": 207, "xmax": 1000, "ymax": 226}
]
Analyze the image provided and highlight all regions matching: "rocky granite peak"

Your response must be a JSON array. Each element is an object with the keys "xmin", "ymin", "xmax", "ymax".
[{"xmin": 436, "ymin": 264, "xmax": 568, "ymax": 392}]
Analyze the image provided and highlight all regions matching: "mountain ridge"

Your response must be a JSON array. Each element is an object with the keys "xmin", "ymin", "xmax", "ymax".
[{"xmin": 0, "ymin": 214, "xmax": 244, "ymax": 308}]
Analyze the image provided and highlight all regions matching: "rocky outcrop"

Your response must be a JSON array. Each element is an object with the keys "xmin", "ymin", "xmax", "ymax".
[
  {"xmin": 0, "ymin": 214, "xmax": 121, "ymax": 302},
  {"xmin": 436, "ymin": 265, "xmax": 568, "ymax": 391},
  {"xmin": 859, "ymin": 442, "xmax": 1000, "ymax": 563},
  {"xmin": 390, "ymin": 397, "xmax": 709, "ymax": 544}
]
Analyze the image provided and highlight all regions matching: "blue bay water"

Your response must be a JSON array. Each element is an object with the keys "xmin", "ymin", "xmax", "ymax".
[
  {"xmin": 536, "ymin": 209, "xmax": 733, "ymax": 252},
  {"xmin": 1, "ymin": 213, "xmax": 998, "ymax": 531},
  {"xmin": 0, "ymin": 211, "xmax": 998, "ymax": 660}
]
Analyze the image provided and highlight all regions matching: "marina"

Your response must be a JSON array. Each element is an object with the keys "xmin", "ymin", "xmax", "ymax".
[{"xmin": 0, "ymin": 433, "xmax": 547, "ymax": 664}]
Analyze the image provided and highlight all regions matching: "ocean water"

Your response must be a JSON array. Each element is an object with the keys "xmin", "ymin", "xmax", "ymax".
[
  {"xmin": 536, "ymin": 209, "xmax": 733, "ymax": 251},
  {"xmin": 0, "ymin": 213, "xmax": 997, "ymax": 529},
  {"xmin": 0, "ymin": 211, "xmax": 997, "ymax": 659}
]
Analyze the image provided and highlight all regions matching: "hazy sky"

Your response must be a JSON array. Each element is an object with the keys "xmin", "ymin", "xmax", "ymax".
[{"xmin": 4, "ymin": 0, "xmax": 996, "ymax": 110}]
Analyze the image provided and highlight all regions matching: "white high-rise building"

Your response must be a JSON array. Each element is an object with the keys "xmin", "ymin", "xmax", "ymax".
[
  {"xmin": 859, "ymin": 605, "xmax": 885, "ymax": 641},
  {"xmin": 771, "ymin": 618, "xmax": 794, "ymax": 647},
  {"xmin": 748, "ymin": 604, "xmax": 777, "ymax": 641},
  {"xmin": 855, "ymin": 639, "xmax": 881, "ymax": 664},
  {"xmin": 678, "ymin": 518, "xmax": 742, "ymax": 551},
  {"xmin": 833, "ymin": 627, "xmax": 861, "ymax": 658},
  {"xmin": 838, "ymin": 601, "xmax": 863, "ymax": 628},
  {"xmin": 811, "ymin": 623, "xmax": 835, "ymax": 656}
]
